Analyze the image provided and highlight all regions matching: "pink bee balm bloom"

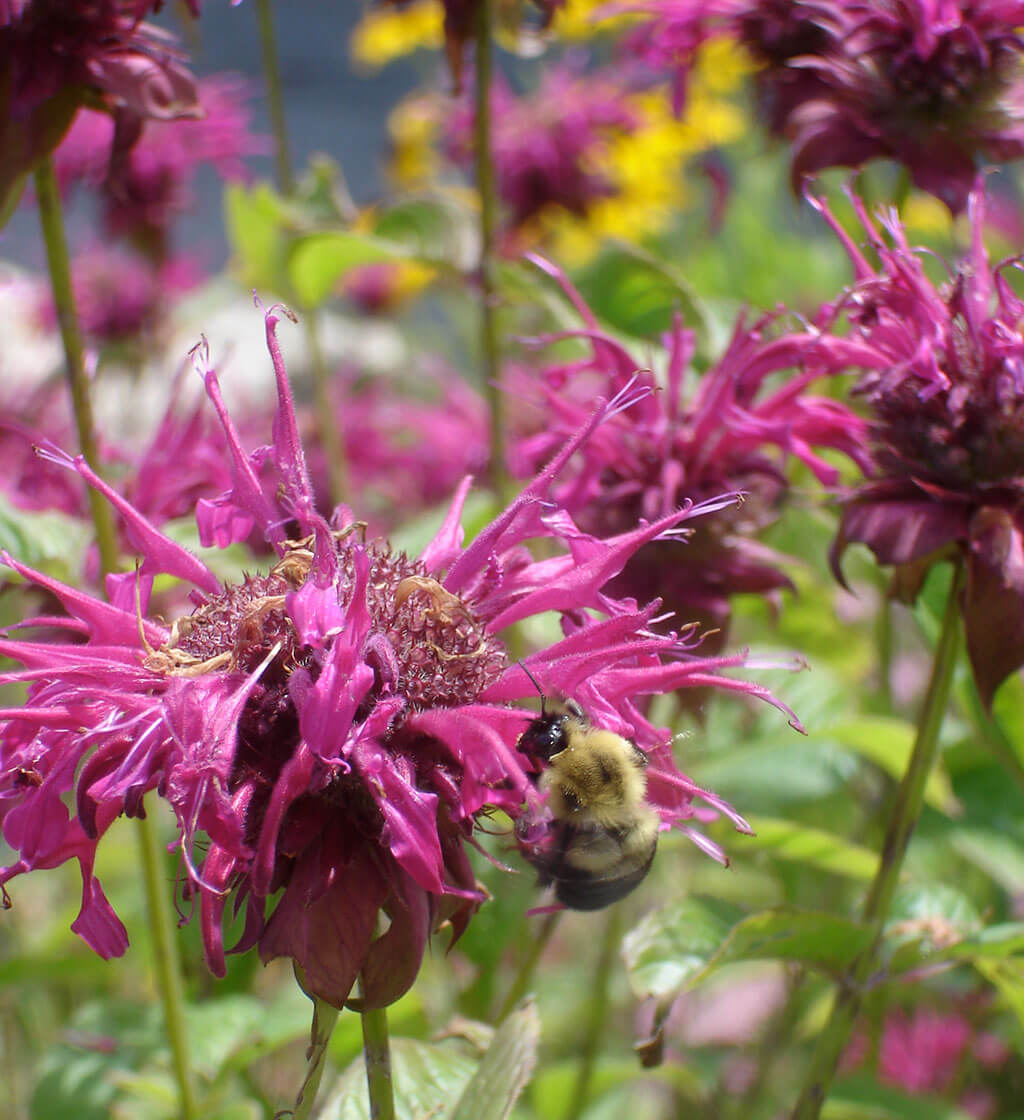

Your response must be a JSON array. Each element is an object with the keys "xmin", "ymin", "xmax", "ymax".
[
  {"xmin": 815, "ymin": 182, "xmax": 1024, "ymax": 706},
  {"xmin": 0, "ymin": 1, "xmax": 201, "ymax": 220},
  {"xmin": 616, "ymin": 0, "xmax": 837, "ymax": 122},
  {"xmin": 34, "ymin": 245, "xmax": 201, "ymax": 344},
  {"xmin": 787, "ymin": 0, "xmax": 1024, "ymax": 213},
  {"xmin": 0, "ymin": 304, "xmax": 802, "ymax": 1009},
  {"xmin": 52, "ymin": 75, "xmax": 264, "ymax": 250},
  {"xmin": 445, "ymin": 61, "xmax": 640, "ymax": 235},
  {"xmin": 510, "ymin": 257, "xmax": 870, "ymax": 647},
  {"xmin": 308, "ymin": 360, "xmax": 490, "ymax": 535},
  {"xmin": 879, "ymin": 1009, "xmax": 972, "ymax": 1093}
]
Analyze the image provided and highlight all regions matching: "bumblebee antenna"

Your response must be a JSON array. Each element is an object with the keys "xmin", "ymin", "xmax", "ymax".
[{"xmin": 518, "ymin": 661, "xmax": 548, "ymax": 718}]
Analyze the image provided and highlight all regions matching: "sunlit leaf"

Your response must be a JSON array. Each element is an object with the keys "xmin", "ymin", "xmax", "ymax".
[
  {"xmin": 449, "ymin": 1000, "xmax": 539, "ymax": 1120},
  {"xmin": 288, "ymin": 231, "xmax": 407, "ymax": 308},
  {"xmin": 621, "ymin": 897, "xmax": 742, "ymax": 1001},
  {"xmin": 318, "ymin": 1036, "xmax": 480, "ymax": 1120},
  {"xmin": 824, "ymin": 717, "xmax": 959, "ymax": 813},
  {"xmin": 824, "ymin": 1074, "xmax": 973, "ymax": 1119},
  {"xmin": 576, "ymin": 242, "xmax": 710, "ymax": 342},
  {"xmin": 742, "ymin": 816, "xmax": 878, "ymax": 880}
]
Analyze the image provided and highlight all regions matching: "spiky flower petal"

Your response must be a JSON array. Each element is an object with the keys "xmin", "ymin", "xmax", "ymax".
[{"xmin": 0, "ymin": 304, "xmax": 802, "ymax": 1008}]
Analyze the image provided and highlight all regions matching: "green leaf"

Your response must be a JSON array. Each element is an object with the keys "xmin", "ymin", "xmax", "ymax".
[
  {"xmin": 576, "ymin": 242, "xmax": 710, "ymax": 342},
  {"xmin": 621, "ymin": 897, "xmax": 742, "ymax": 1001},
  {"xmin": 823, "ymin": 717, "xmax": 959, "ymax": 813},
  {"xmin": 224, "ymin": 182, "xmax": 290, "ymax": 295},
  {"xmin": 372, "ymin": 195, "xmax": 470, "ymax": 265},
  {"xmin": 884, "ymin": 883, "xmax": 983, "ymax": 973},
  {"xmin": 31, "ymin": 1001, "xmax": 164, "ymax": 1120},
  {"xmin": 0, "ymin": 492, "xmax": 92, "ymax": 583},
  {"xmin": 287, "ymin": 231, "xmax": 406, "ymax": 309},
  {"xmin": 530, "ymin": 1059, "xmax": 702, "ymax": 1120},
  {"xmin": 974, "ymin": 958, "xmax": 1024, "ymax": 1035},
  {"xmin": 824, "ymin": 1074, "xmax": 974, "ymax": 1120},
  {"xmin": 990, "ymin": 672, "xmax": 1024, "ymax": 770},
  {"xmin": 948, "ymin": 827, "xmax": 1024, "ymax": 893},
  {"xmin": 449, "ymin": 1000, "xmax": 540, "ymax": 1120},
  {"xmin": 183, "ymin": 992, "xmax": 309, "ymax": 1082},
  {"xmin": 742, "ymin": 816, "xmax": 878, "ymax": 880},
  {"xmin": 702, "ymin": 909, "xmax": 874, "ymax": 979},
  {"xmin": 318, "ymin": 1036, "xmax": 480, "ymax": 1120}
]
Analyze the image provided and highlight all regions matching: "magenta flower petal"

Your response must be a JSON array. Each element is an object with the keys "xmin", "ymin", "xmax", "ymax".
[
  {"xmin": 0, "ymin": 304, "xmax": 805, "ymax": 1009},
  {"xmin": 814, "ymin": 180, "xmax": 1024, "ymax": 704}
]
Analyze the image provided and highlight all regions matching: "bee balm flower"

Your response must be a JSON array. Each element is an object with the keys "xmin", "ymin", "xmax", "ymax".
[
  {"xmin": 815, "ymin": 182, "xmax": 1024, "ymax": 705},
  {"xmin": 0, "ymin": 306, "xmax": 801, "ymax": 1008}
]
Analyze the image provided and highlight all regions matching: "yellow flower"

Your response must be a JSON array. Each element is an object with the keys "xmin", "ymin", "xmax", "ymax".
[
  {"xmin": 901, "ymin": 193, "xmax": 954, "ymax": 237},
  {"xmin": 388, "ymin": 96, "xmax": 442, "ymax": 187},
  {"xmin": 551, "ymin": 0, "xmax": 640, "ymax": 39},
  {"xmin": 546, "ymin": 74, "xmax": 748, "ymax": 262},
  {"xmin": 350, "ymin": 1, "xmax": 443, "ymax": 67}
]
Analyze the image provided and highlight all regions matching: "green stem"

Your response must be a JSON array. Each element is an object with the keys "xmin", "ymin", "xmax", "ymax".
[
  {"xmin": 135, "ymin": 810, "xmax": 200, "ymax": 1120},
  {"xmin": 33, "ymin": 158, "xmax": 119, "ymax": 578},
  {"xmin": 254, "ymin": 0, "xmax": 294, "ymax": 195},
  {"xmin": 790, "ymin": 561, "xmax": 964, "ymax": 1120},
  {"xmin": 306, "ymin": 310, "xmax": 349, "ymax": 508},
  {"xmin": 292, "ymin": 994, "xmax": 340, "ymax": 1120},
  {"xmin": 37, "ymin": 154, "xmax": 198, "ymax": 1120},
  {"xmin": 496, "ymin": 911, "xmax": 561, "ymax": 1023},
  {"xmin": 361, "ymin": 1002, "xmax": 396, "ymax": 1120},
  {"xmin": 473, "ymin": 0, "xmax": 508, "ymax": 501},
  {"xmin": 565, "ymin": 907, "xmax": 623, "ymax": 1120}
]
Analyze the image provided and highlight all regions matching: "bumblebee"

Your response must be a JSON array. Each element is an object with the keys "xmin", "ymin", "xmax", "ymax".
[{"xmin": 517, "ymin": 680, "xmax": 659, "ymax": 911}]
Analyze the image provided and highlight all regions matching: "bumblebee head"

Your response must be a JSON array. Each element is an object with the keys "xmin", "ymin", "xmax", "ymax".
[{"xmin": 516, "ymin": 663, "xmax": 586, "ymax": 761}]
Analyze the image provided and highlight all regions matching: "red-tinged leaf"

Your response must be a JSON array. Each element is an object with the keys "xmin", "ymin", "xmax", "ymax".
[{"xmin": 964, "ymin": 507, "xmax": 1024, "ymax": 709}]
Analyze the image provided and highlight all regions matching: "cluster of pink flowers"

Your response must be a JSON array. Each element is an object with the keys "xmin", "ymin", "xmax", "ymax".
[
  {"xmin": 618, "ymin": 0, "xmax": 1024, "ymax": 211},
  {"xmin": 0, "ymin": 306, "xmax": 802, "ymax": 1007}
]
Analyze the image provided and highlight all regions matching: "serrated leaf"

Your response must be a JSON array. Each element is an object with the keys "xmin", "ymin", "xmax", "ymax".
[
  {"xmin": 449, "ymin": 1000, "xmax": 539, "ymax": 1120},
  {"xmin": 742, "ymin": 816, "xmax": 878, "ymax": 880},
  {"xmin": 621, "ymin": 898, "xmax": 742, "ymax": 1001},
  {"xmin": 701, "ymin": 909, "xmax": 873, "ymax": 980},
  {"xmin": 287, "ymin": 231, "xmax": 407, "ymax": 309},
  {"xmin": 824, "ymin": 717, "xmax": 959, "ymax": 813},
  {"xmin": 316, "ymin": 1037, "xmax": 479, "ymax": 1120}
]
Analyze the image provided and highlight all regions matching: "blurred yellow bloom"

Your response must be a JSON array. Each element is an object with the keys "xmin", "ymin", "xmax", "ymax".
[
  {"xmin": 547, "ymin": 77, "xmax": 747, "ymax": 262},
  {"xmin": 350, "ymin": 1, "xmax": 443, "ymax": 67},
  {"xmin": 389, "ymin": 96, "xmax": 442, "ymax": 187},
  {"xmin": 552, "ymin": 0, "xmax": 639, "ymax": 39},
  {"xmin": 696, "ymin": 37, "xmax": 756, "ymax": 96},
  {"xmin": 901, "ymin": 193, "xmax": 954, "ymax": 237}
]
